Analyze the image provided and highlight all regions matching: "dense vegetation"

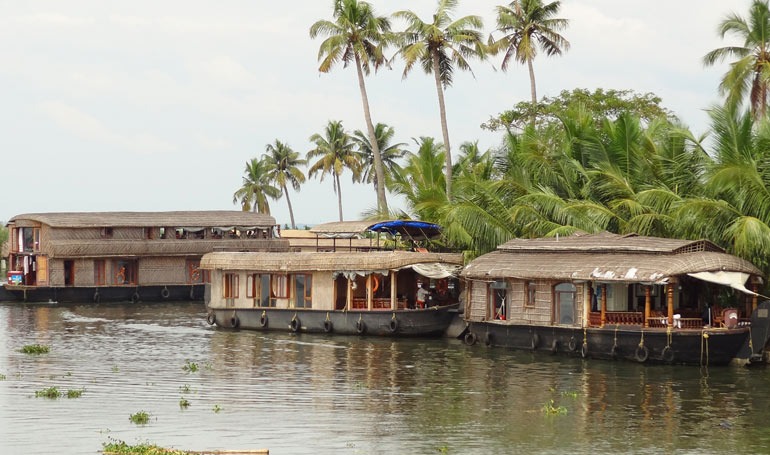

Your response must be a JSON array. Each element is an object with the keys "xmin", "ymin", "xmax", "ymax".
[{"xmin": 231, "ymin": 0, "xmax": 770, "ymax": 282}]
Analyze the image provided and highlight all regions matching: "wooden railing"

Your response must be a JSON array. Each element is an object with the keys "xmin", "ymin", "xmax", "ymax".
[{"xmin": 589, "ymin": 311, "xmax": 706, "ymax": 328}]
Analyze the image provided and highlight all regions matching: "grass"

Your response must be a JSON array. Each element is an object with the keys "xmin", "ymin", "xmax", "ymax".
[
  {"xmin": 129, "ymin": 411, "xmax": 151, "ymax": 425},
  {"xmin": 20, "ymin": 344, "xmax": 50, "ymax": 355}
]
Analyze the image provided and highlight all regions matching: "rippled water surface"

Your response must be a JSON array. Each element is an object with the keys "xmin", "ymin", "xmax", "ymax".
[{"xmin": 2, "ymin": 302, "xmax": 770, "ymax": 455}]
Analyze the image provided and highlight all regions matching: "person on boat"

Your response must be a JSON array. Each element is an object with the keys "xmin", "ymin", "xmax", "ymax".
[{"xmin": 417, "ymin": 283, "xmax": 429, "ymax": 309}]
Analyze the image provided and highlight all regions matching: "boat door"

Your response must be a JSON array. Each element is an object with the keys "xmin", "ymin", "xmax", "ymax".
[
  {"xmin": 555, "ymin": 282, "xmax": 576, "ymax": 325},
  {"xmin": 64, "ymin": 260, "xmax": 75, "ymax": 286}
]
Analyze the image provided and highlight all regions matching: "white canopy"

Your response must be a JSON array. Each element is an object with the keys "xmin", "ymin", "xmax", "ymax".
[{"xmin": 688, "ymin": 271, "xmax": 757, "ymax": 296}]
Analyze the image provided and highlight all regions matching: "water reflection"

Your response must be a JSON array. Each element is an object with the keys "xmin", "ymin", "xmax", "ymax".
[{"xmin": 2, "ymin": 302, "xmax": 770, "ymax": 454}]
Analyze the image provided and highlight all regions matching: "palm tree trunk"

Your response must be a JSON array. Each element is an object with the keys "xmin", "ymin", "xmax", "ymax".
[
  {"xmin": 527, "ymin": 58, "xmax": 537, "ymax": 104},
  {"xmin": 432, "ymin": 51, "xmax": 453, "ymax": 200},
  {"xmin": 283, "ymin": 183, "xmax": 296, "ymax": 229},
  {"xmin": 335, "ymin": 173, "xmax": 344, "ymax": 221},
  {"xmin": 355, "ymin": 54, "xmax": 389, "ymax": 215}
]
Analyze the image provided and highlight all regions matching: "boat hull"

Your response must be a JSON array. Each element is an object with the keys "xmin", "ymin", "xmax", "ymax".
[
  {"xmin": 464, "ymin": 321, "xmax": 751, "ymax": 366},
  {"xmin": 206, "ymin": 304, "xmax": 460, "ymax": 337},
  {"xmin": 0, "ymin": 284, "xmax": 204, "ymax": 303}
]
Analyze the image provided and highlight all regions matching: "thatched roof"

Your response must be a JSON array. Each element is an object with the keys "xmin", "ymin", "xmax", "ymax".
[
  {"xmin": 496, "ymin": 231, "xmax": 724, "ymax": 254},
  {"xmin": 7, "ymin": 211, "xmax": 276, "ymax": 228},
  {"xmin": 44, "ymin": 239, "xmax": 290, "ymax": 258},
  {"xmin": 200, "ymin": 250, "xmax": 463, "ymax": 272},
  {"xmin": 464, "ymin": 240, "xmax": 762, "ymax": 284},
  {"xmin": 310, "ymin": 221, "xmax": 380, "ymax": 235}
]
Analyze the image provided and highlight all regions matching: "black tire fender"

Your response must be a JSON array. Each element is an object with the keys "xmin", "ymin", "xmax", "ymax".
[
  {"xmin": 568, "ymin": 337, "xmax": 577, "ymax": 352},
  {"xmin": 356, "ymin": 319, "xmax": 366, "ymax": 335},
  {"xmin": 131, "ymin": 292, "xmax": 140, "ymax": 304},
  {"xmin": 206, "ymin": 313, "xmax": 216, "ymax": 325},
  {"xmin": 551, "ymin": 339, "xmax": 559, "ymax": 354},
  {"xmin": 259, "ymin": 313, "xmax": 268, "ymax": 328},
  {"xmin": 661, "ymin": 345, "xmax": 674, "ymax": 363},
  {"xmin": 230, "ymin": 315, "xmax": 240, "ymax": 329},
  {"xmin": 290, "ymin": 317, "xmax": 301, "ymax": 333},
  {"xmin": 388, "ymin": 317, "xmax": 399, "ymax": 333},
  {"xmin": 581, "ymin": 342, "xmax": 589, "ymax": 358},
  {"xmin": 484, "ymin": 332, "xmax": 494, "ymax": 347},
  {"xmin": 161, "ymin": 287, "xmax": 170, "ymax": 299},
  {"xmin": 531, "ymin": 333, "xmax": 540, "ymax": 350},
  {"xmin": 464, "ymin": 332, "xmax": 478, "ymax": 346},
  {"xmin": 635, "ymin": 345, "xmax": 649, "ymax": 363},
  {"xmin": 323, "ymin": 319, "xmax": 333, "ymax": 333}
]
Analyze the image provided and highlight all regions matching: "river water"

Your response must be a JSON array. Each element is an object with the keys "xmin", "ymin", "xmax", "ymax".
[{"xmin": 2, "ymin": 301, "xmax": 770, "ymax": 455}]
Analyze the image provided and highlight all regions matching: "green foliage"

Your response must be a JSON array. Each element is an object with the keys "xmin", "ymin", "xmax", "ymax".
[
  {"xmin": 20, "ymin": 344, "xmax": 50, "ymax": 355},
  {"xmin": 482, "ymin": 88, "xmax": 674, "ymax": 132},
  {"xmin": 179, "ymin": 397, "xmax": 190, "ymax": 409},
  {"xmin": 181, "ymin": 360, "xmax": 198, "ymax": 373},
  {"xmin": 0, "ymin": 224, "xmax": 7, "ymax": 248},
  {"xmin": 129, "ymin": 411, "xmax": 151, "ymax": 425},
  {"xmin": 67, "ymin": 388, "xmax": 85, "ymax": 398},
  {"xmin": 212, "ymin": 404, "xmax": 222, "ymax": 413}
]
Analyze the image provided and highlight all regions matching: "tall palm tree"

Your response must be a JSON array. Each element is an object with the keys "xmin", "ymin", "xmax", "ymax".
[
  {"xmin": 490, "ymin": 0, "xmax": 570, "ymax": 105},
  {"xmin": 704, "ymin": 0, "xmax": 770, "ymax": 119},
  {"xmin": 232, "ymin": 158, "xmax": 280, "ymax": 214},
  {"xmin": 263, "ymin": 140, "xmax": 306, "ymax": 229},
  {"xmin": 394, "ymin": 0, "xmax": 485, "ymax": 200},
  {"xmin": 352, "ymin": 123, "xmax": 406, "ymax": 194},
  {"xmin": 310, "ymin": 0, "xmax": 391, "ymax": 214},
  {"xmin": 307, "ymin": 120, "xmax": 361, "ymax": 221}
]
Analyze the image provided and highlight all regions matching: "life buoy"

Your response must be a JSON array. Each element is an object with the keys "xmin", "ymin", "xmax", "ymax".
[
  {"xmin": 356, "ymin": 319, "xmax": 367, "ymax": 335},
  {"xmin": 371, "ymin": 275, "xmax": 379, "ymax": 293},
  {"xmin": 230, "ymin": 316, "xmax": 240, "ymax": 329},
  {"xmin": 484, "ymin": 332, "xmax": 494, "ymax": 347},
  {"xmin": 161, "ymin": 287, "xmax": 170, "ymax": 299},
  {"xmin": 389, "ymin": 317, "xmax": 399, "ymax": 333},
  {"xmin": 259, "ymin": 313, "xmax": 268, "ymax": 328},
  {"xmin": 323, "ymin": 319, "xmax": 333, "ymax": 333},
  {"xmin": 661, "ymin": 345, "xmax": 674, "ymax": 363},
  {"xmin": 464, "ymin": 332, "xmax": 478, "ymax": 346},
  {"xmin": 206, "ymin": 313, "xmax": 216, "ymax": 325},
  {"xmin": 551, "ymin": 339, "xmax": 559, "ymax": 354},
  {"xmin": 581, "ymin": 343, "xmax": 589, "ymax": 358},
  {"xmin": 635, "ymin": 345, "xmax": 649, "ymax": 363},
  {"xmin": 131, "ymin": 292, "xmax": 140, "ymax": 304},
  {"xmin": 290, "ymin": 317, "xmax": 301, "ymax": 333},
  {"xmin": 531, "ymin": 333, "xmax": 540, "ymax": 350},
  {"xmin": 568, "ymin": 337, "xmax": 577, "ymax": 352},
  {"xmin": 190, "ymin": 267, "xmax": 201, "ymax": 282}
]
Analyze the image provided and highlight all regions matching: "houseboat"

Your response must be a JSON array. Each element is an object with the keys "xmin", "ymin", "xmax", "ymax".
[
  {"xmin": 460, "ymin": 232, "xmax": 770, "ymax": 366},
  {"xmin": 2, "ymin": 211, "xmax": 288, "ymax": 303},
  {"xmin": 201, "ymin": 220, "xmax": 464, "ymax": 336}
]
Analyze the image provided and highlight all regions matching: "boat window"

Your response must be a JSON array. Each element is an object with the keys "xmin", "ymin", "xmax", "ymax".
[
  {"xmin": 22, "ymin": 228, "xmax": 35, "ymax": 253},
  {"xmin": 489, "ymin": 281, "xmax": 507, "ymax": 320},
  {"xmin": 223, "ymin": 273, "xmax": 239, "ymax": 306},
  {"xmin": 525, "ymin": 281, "xmax": 537, "ymax": 308},
  {"xmin": 247, "ymin": 273, "xmax": 272, "ymax": 307},
  {"xmin": 94, "ymin": 260, "xmax": 106, "ymax": 286},
  {"xmin": 100, "ymin": 227, "xmax": 113, "ymax": 239},
  {"xmin": 294, "ymin": 274, "xmax": 312, "ymax": 309},
  {"xmin": 113, "ymin": 260, "xmax": 138, "ymax": 285},
  {"xmin": 271, "ymin": 274, "xmax": 289, "ymax": 300},
  {"xmin": 555, "ymin": 282, "xmax": 576, "ymax": 325}
]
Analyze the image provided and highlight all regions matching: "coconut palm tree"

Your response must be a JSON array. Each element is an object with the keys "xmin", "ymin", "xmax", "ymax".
[
  {"xmin": 390, "ymin": 137, "xmax": 449, "ymax": 224},
  {"xmin": 232, "ymin": 158, "xmax": 280, "ymax": 214},
  {"xmin": 490, "ymin": 0, "xmax": 570, "ymax": 105},
  {"xmin": 704, "ymin": 0, "xmax": 770, "ymax": 119},
  {"xmin": 393, "ymin": 0, "xmax": 485, "ymax": 200},
  {"xmin": 310, "ymin": 0, "xmax": 391, "ymax": 214},
  {"xmin": 263, "ymin": 140, "xmax": 306, "ymax": 229},
  {"xmin": 307, "ymin": 120, "xmax": 361, "ymax": 221},
  {"xmin": 352, "ymin": 123, "xmax": 406, "ymax": 194}
]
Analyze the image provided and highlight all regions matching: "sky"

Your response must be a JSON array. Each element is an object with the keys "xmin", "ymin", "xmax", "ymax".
[{"xmin": 0, "ymin": 0, "xmax": 745, "ymax": 227}]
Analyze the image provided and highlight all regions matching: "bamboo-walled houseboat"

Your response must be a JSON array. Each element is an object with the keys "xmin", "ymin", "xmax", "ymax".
[
  {"xmin": 1, "ymin": 211, "xmax": 288, "ymax": 303},
  {"xmin": 201, "ymin": 220, "xmax": 464, "ymax": 336},
  {"xmin": 461, "ymin": 232, "xmax": 770, "ymax": 366}
]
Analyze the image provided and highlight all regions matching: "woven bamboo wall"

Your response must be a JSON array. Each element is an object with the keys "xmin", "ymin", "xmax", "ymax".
[
  {"xmin": 313, "ymin": 272, "xmax": 334, "ymax": 311},
  {"xmin": 467, "ymin": 280, "xmax": 488, "ymax": 321}
]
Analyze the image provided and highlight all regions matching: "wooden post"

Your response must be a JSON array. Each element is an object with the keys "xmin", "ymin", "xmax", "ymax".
[
  {"xmin": 752, "ymin": 283, "xmax": 758, "ymax": 313},
  {"xmin": 584, "ymin": 283, "xmax": 592, "ymax": 327},
  {"xmin": 346, "ymin": 278, "xmax": 352, "ymax": 310},
  {"xmin": 666, "ymin": 283, "xmax": 676, "ymax": 327},
  {"xmin": 391, "ymin": 271, "xmax": 397, "ymax": 310},
  {"xmin": 644, "ymin": 286, "xmax": 651, "ymax": 328},
  {"xmin": 367, "ymin": 275, "xmax": 373, "ymax": 310},
  {"xmin": 600, "ymin": 284, "xmax": 607, "ymax": 327}
]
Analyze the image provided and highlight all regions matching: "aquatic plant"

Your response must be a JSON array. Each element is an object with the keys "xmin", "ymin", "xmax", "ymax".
[
  {"xmin": 129, "ymin": 411, "xmax": 151, "ymax": 425},
  {"xmin": 0, "ymin": 373, "xmax": 6, "ymax": 380},
  {"xmin": 212, "ymin": 404, "xmax": 222, "ymax": 413},
  {"xmin": 542, "ymin": 399, "xmax": 567, "ymax": 415},
  {"xmin": 561, "ymin": 390, "xmax": 579, "ymax": 398},
  {"xmin": 112, "ymin": 365, "xmax": 119, "ymax": 373},
  {"xmin": 182, "ymin": 360, "xmax": 198, "ymax": 373},
  {"xmin": 179, "ymin": 384, "xmax": 191, "ymax": 393},
  {"xmin": 67, "ymin": 388, "xmax": 84, "ymax": 398},
  {"xmin": 20, "ymin": 344, "xmax": 50, "ymax": 355},
  {"xmin": 179, "ymin": 397, "xmax": 190, "ymax": 409},
  {"xmin": 102, "ymin": 438, "xmax": 187, "ymax": 455},
  {"xmin": 35, "ymin": 386, "xmax": 60, "ymax": 399}
]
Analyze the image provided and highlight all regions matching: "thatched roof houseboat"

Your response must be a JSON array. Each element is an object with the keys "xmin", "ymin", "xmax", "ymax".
[
  {"xmin": 2, "ymin": 211, "xmax": 287, "ymax": 303},
  {"xmin": 461, "ymin": 232, "xmax": 770, "ymax": 366}
]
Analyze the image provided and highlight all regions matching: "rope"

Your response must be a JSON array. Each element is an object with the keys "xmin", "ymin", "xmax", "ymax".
[
  {"xmin": 638, "ymin": 330, "xmax": 645, "ymax": 348},
  {"xmin": 666, "ymin": 326, "xmax": 672, "ymax": 347}
]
